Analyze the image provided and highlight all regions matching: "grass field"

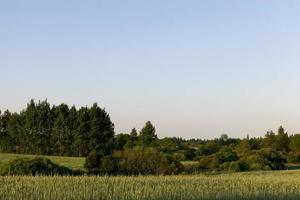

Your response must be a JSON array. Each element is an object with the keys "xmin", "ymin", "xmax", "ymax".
[
  {"xmin": 0, "ymin": 153, "xmax": 85, "ymax": 171},
  {"xmin": 1, "ymin": 153, "xmax": 300, "ymax": 200},
  {"xmin": 1, "ymin": 170, "xmax": 300, "ymax": 200}
]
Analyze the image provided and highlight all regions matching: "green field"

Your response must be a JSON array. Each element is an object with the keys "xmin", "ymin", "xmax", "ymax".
[
  {"xmin": 1, "ymin": 153, "xmax": 300, "ymax": 200},
  {"xmin": 0, "ymin": 153, "xmax": 85, "ymax": 171},
  {"xmin": 1, "ymin": 171, "xmax": 300, "ymax": 200}
]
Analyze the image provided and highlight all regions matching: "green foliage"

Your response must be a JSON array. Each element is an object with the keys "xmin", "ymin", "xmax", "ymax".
[
  {"xmin": 0, "ymin": 100, "xmax": 295, "ymax": 174},
  {"xmin": 115, "ymin": 134, "xmax": 132, "ymax": 150},
  {"xmin": 238, "ymin": 149, "xmax": 286, "ymax": 171},
  {"xmin": 287, "ymin": 152, "xmax": 300, "ymax": 163},
  {"xmin": 0, "ymin": 157, "xmax": 75, "ymax": 176},
  {"xmin": 202, "ymin": 141, "xmax": 220, "ymax": 156},
  {"xmin": 216, "ymin": 146, "xmax": 238, "ymax": 163},
  {"xmin": 0, "ymin": 153, "xmax": 85, "ymax": 171},
  {"xmin": 257, "ymin": 148, "xmax": 286, "ymax": 170},
  {"xmin": 88, "ymin": 103, "xmax": 115, "ymax": 154},
  {"xmin": 198, "ymin": 155, "xmax": 220, "ymax": 170},
  {"xmin": 235, "ymin": 139, "xmax": 251, "ymax": 156},
  {"xmin": 74, "ymin": 107, "xmax": 90, "ymax": 157},
  {"xmin": 220, "ymin": 161, "xmax": 242, "ymax": 172},
  {"xmin": 263, "ymin": 126, "xmax": 289, "ymax": 152},
  {"xmin": 88, "ymin": 147, "xmax": 183, "ymax": 175},
  {"xmin": 241, "ymin": 154, "xmax": 271, "ymax": 171},
  {"xmin": 84, "ymin": 151, "xmax": 102, "ymax": 174},
  {"xmin": 290, "ymin": 134, "xmax": 300, "ymax": 153},
  {"xmin": 0, "ymin": 100, "xmax": 114, "ymax": 158},
  {"xmin": 276, "ymin": 126, "xmax": 289, "ymax": 152},
  {"xmin": 137, "ymin": 121, "xmax": 157, "ymax": 147}
]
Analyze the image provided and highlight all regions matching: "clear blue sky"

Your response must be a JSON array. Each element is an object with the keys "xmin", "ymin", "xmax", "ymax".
[{"xmin": 1, "ymin": 1, "xmax": 300, "ymax": 138}]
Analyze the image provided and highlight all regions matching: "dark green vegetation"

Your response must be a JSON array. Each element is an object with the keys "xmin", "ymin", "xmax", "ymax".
[
  {"xmin": 0, "ymin": 100, "xmax": 114, "ymax": 157},
  {"xmin": 0, "ymin": 157, "xmax": 78, "ymax": 176},
  {"xmin": 0, "ymin": 153, "xmax": 85, "ymax": 170},
  {"xmin": 1, "ymin": 100, "xmax": 300, "ymax": 175}
]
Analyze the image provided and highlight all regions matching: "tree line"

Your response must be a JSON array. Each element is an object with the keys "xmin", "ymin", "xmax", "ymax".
[
  {"xmin": 1, "ymin": 100, "xmax": 300, "ymax": 174},
  {"xmin": 0, "ymin": 100, "xmax": 114, "ymax": 157}
]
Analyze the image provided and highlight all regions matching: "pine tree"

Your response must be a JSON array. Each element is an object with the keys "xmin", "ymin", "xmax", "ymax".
[
  {"xmin": 35, "ymin": 100, "xmax": 52, "ymax": 155},
  {"xmin": 276, "ymin": 126, "xmax": 289, "ymax": 152},
  {"xmin": 52, "ymin": 104, "xmax": 70, "ymax": 156},
  {"xmin": 88, "ymin": 103, "xmax": 114, "ymax": 155},
  {"xmin": 130, "ymin": 128, "xmax": 138, "ymax": 142},
  {"xmin": 67, "ymin": 106, "xmax": 78, "ymax": 156},
  {"xmin": 0, "ymin": 110, "xmax": 11, "ymax": 152},
  {"xmin": 23, "ymin": 99, "xmax": 39, "ymax": 154},
  {"xmin": 74, "ymin": 107, "xmax": 90, "ymax": 157},
  {"xmin": 138, "ymin": 121, "xmax": 157, "ymax": 147}
]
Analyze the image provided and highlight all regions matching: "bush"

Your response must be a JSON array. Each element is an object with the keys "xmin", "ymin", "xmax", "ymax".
[
  {"xmin": 116, "ymin": 147, "xmax": 183, "ymax": 175},
  {"xmin": 243, "ymin": 154, "xmax": 271, "ymax": 171},
  {"xmin": 172, "ymin": 152, "xmax": 187, "ymax": 161},
  {"xmin": 99, "ymin": 155, "xmax": 118, "ymax": 174},
  {"xmin": 161, "ymin": 154, "xmax": 184, "ymax": 175},
  {"xmin": 0, "ymin": 157, "xmax": 74, "ymax": 176},
  {"xmin": 238, "ymin": 149, "xmax": 286, "ymax": 171},
  {"xmin": 85, "ymin": 151, "xmax": 102, "ymax": 174},
  {"xmin": 257, "ymin": 148, "xmax": 286, "ymax": 170},
  {"xmin": 216, "ymin": 147, "xmax": 238, "ymax": 164},
  {"xmin": 89, "ymin": 147, "xmax": 184, "ymax": 175},
  {"xmin": 287, "ymin": 152, "xmax": 300, "ymax": 163},
  {"xmin": 220, "ymin": 161, "xmax": 242, "ymax": 172},
  {"xmin": 198, "ymin": 155, "xmax": 220, "ymax": 170}
]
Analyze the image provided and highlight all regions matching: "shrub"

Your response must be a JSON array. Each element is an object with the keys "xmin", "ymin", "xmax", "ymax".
[
  {"xmin": 238, "ymin": 149, "xmax": 286, "ymax": 171},
  {"xmin": 287, "ymin": 152, "xmax": 300, "ymax": 163},
  {"xmin": 216, "ymin": 147, "xmax": 238, "ymax": 164},
  {"xmin": 0, "ymin": 157, "xmax": 74, "ymax": 176},
  {"xmin": 116, "ymin": 147, "xmax": 183, "ymax": 175},
  {"xmin": 89, "ymin": 147, "xmax": 184, "ymax": 175},
  {"xmin": 198, "ymin": 155, "xmax": 220, "ymax": 170},
  {"xmin": 99, "ymin": 155, "xmax": 118, "ymax": 174},
  {"xmin": 243, "ymin": 154, "xmax": 271, "ymax": 171},
  {"xmin": 257, "ymin": 148, "xmax": 286, "ymax": 170},
  {"xmin": 172, "ymin": 152, "xmax": 187, "ymax": 161},
  {"xmin": 220, "ymin": 161, "xmax": 241, "ymax": 172},
  {"xmin": 85, "ymin": 151, "xmax": 102, "ymax": 174}
]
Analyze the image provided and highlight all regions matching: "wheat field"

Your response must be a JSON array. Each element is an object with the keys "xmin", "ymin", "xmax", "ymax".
[{"xmin": 0, "ymin": 170, "xmax": 300, "ymax": 200}]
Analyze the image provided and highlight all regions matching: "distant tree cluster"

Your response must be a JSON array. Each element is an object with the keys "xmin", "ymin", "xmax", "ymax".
[
  {"xmin": 1, "ymin": 100, "xmax": 300, "ymax": 174},
  {"xmin": 113, "ymin": 125, "xmax": 297, "ymax": 173},
  {"xmin": 0, "ymin": 100, "xmax": 114, "ymax": 157}
]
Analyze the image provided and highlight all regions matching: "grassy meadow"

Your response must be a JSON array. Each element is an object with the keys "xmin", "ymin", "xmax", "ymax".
[{"xmin": 1, "ymin": 171, "xmax": 300, "ymax": 200}]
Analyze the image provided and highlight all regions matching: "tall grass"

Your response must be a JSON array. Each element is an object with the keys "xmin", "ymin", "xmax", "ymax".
[{"xmin": 1, "ymin": 170, "xmax": 300, "ymax": 200}]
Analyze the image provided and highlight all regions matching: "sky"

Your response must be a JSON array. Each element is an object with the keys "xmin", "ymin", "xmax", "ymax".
[{"xmin": 1, "ymin": 0, "xmax": 300, "ymax": 139}]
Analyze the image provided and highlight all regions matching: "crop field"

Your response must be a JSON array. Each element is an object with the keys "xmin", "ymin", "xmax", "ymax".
[{"xmin": 1, "ymin": 170, "xmax": 300, "ymax": 200}]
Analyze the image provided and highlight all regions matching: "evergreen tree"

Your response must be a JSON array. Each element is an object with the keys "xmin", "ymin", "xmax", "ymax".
[
  {"xmin": 138, "ymin": 121, "xmax": 157, "ymax": 147},
  {"xmin": 263, "ymin": 131, "xmax": 277, "ymax": 149},
  {"xmin": 35, "ymin": 100, "xmax": 52, "ymax": 155},
  {"xmin": 52, "ymin": 104, "xmax": 70, "ymax": 156},
  {"xmin": 0, "ymin": 110, "xmax": 12, "ymax": 152},
  {"xmin": 68, "ymin": 106, "xmax": 78, "ymax": 156},
  {"xmin": 128, "ymin": 128, "xmax": 138, "ymax": 147},
  {"xmin": 290, "ymin": 134, "xmax": 300, "ymax": 153},
  {"xmin": 23, "ymin": 99, "xmax": 39, "ymax": 154},
  {"xmin": 276, "ymin": 126, "xmax": 289, "ymax": 152},
  {"xmin": 74, "ymin": 107, "xmax": 90, "ymax": 157},
  {"xmin": 88, "ymin": 103, "xmax": 114, "ymax": 155},
  {"xmin": 130, "ymin": 128, "xmax": 138, "ymax": 139}
]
